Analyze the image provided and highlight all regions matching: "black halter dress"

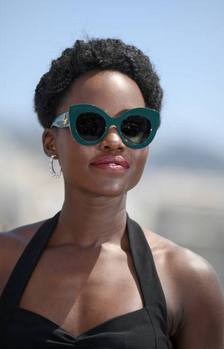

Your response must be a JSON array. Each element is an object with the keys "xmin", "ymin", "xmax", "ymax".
[{"xmin": 0, "ymin": 213, "xmax": 171, "ymax": 348}]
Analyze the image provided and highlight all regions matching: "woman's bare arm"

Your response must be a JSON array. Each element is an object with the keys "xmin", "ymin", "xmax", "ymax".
[{"xmin": 173, "ymin": 249, "xmax": 224, "ymax": 349}]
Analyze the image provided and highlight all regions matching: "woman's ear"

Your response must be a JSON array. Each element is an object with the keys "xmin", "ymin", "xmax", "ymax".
[{"xmin": 42, "ymin": 128, "xmax": 58, "ymax": 158}]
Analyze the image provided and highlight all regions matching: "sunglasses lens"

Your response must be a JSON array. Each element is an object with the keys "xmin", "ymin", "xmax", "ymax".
[
  {"xmin": 121, "ymin": 115, "xmax": 151, "ymax": 145},
  {"xmin": 76, "ymin": 112, "xmax": 106, "ymax": 142}
]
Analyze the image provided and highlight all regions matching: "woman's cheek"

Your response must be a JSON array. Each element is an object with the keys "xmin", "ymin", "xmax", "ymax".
[{"xmin": 128, "ymin": 146, "xmax": 149, "ymax": 190}]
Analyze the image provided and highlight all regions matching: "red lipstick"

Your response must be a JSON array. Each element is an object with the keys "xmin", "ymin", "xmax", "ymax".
[{"xmin": 90, "ymin": 156, "xmax": 130, "ymax": 172}]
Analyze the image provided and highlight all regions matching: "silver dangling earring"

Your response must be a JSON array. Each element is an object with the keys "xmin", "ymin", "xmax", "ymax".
[{"xmin": 49, "ymin": 155, "xmax": 62, "ymax": 179}]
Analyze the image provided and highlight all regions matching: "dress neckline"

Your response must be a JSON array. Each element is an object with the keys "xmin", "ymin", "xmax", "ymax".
[
  {"xmin": 0, "ymin": 212, "xmax": 168, "ymax": 337},
  {"xmin": 17, "ymin": 305, "xmax": 148, "ymax": 340}
]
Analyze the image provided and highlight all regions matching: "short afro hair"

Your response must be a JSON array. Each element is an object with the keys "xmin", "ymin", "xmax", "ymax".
[{"xmin": 34, "ymin": 38, "xmax": 163, "ymax": 129}]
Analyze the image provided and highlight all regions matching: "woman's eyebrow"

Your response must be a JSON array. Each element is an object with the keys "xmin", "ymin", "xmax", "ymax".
[{"xmin": 108, "ymin": 109, "xmax": 130, "ymax": 117}]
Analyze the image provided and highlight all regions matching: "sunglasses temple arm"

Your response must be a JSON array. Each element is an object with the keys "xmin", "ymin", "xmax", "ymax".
[{"xmin": 51, "ymin": 112, "xmax": 70, "ymax": 128}]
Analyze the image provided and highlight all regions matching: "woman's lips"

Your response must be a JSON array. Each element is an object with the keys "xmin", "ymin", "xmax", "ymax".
[{"xmin": 90, "ymin": 156, "xmax": 130, "ymax": 172}]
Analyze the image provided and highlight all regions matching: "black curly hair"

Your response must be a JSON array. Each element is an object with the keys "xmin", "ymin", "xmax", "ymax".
[{"xmin": 34, "ymin": 38, "xmax": 163, "ymax": 129}]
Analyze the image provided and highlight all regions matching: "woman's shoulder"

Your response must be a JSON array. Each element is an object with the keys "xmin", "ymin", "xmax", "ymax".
[
  {"xmin": 143, "ymin": 226, "xmax": 221, "ymax": 287},
  {"xmin": 143, "ymin": 227, "xmax": 224, "ymax": 346},
  {"xmin": 0, "ymin": 219, "xmax": 47, "ymax": 249},
  {"xmin": 0, "ymin": 219, "xmax": 47, "ymax": 296}
]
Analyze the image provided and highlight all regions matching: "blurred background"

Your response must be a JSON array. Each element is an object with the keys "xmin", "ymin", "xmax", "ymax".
[{"xmin": 0, "ymin": 0, "xmax": 223, "ymax": 290}]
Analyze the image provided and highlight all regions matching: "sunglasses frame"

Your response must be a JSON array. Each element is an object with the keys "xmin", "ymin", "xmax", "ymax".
[{"xmin": 51, "ymin": 103, "xmax": 160, "ymax": 149}]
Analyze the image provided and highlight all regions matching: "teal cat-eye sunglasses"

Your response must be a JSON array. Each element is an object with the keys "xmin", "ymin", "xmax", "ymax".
[{"xmin": 51, "ymin": 103, "xmax": 160, "ymax": 149}]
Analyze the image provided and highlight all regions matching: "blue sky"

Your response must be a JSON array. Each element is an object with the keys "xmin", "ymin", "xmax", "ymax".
[{"xmin": 0, "ymin": 0, "xmax": 223, "ymax": 158}]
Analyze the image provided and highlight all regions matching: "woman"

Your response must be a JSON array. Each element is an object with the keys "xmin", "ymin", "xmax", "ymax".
[{"xmin": 0, "ymin": 38, "xmax": 223, "ymax": 348}]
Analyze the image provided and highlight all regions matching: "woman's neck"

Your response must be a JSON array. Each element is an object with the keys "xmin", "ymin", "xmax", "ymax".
[{"xmin": 50, "ymin": 190, "xmax": 127, "ymax": 248}]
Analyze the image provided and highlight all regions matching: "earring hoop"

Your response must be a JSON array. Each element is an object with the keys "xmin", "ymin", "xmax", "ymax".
[{"xmin": 49, "ymin": 155, "xmax": 62, "ymax": 179}]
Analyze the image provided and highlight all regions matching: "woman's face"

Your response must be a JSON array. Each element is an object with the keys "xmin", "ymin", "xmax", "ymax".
[{"xmin": 49, "ymin": 70, "xmax": 149, "ymax": 197}]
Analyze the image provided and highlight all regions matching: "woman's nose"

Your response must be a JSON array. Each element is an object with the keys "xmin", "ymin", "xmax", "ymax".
[{"xmin": 99, "ymin": 126, "xmax": 125, "ymax": 152}]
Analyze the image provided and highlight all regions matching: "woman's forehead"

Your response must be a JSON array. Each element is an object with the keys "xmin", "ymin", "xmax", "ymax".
[{"xmin": 59, "ymin": 70, "xmax": 145, "ymax": 116}]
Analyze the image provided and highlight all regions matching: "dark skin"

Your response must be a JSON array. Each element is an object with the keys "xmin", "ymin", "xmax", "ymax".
[{"xmin": 0, "ymin": 71, "xmax": 224, "ymax": 348}]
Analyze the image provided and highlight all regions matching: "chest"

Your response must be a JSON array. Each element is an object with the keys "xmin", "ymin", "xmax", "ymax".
[{"xmin": 18, "ymin": 245, "xmax": 144, "ymax": 337}]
